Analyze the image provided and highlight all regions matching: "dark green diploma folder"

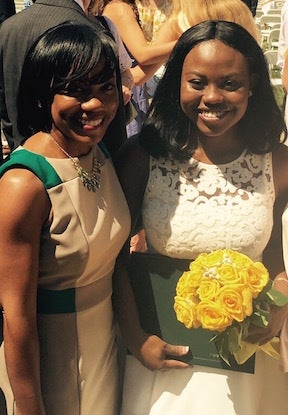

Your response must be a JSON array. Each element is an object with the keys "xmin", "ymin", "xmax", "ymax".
[{"xmin": 129, "ymin": 252, "xmax": 255, "ymax": 374}]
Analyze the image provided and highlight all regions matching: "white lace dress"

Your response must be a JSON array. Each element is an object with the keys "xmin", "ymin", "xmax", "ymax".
[{"xmin": 121, "ymin": 150, "xmax": 288, "ymax": 415}]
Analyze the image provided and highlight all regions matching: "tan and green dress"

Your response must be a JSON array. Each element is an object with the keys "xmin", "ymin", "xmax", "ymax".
[{"xmin": 0, "ymin": 143, "xmax": 130, "ymax": 415}]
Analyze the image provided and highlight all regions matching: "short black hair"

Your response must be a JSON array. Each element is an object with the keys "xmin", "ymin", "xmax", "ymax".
[
  {"xmin": 17, "ymin": 21, "xmax": 118, "ymax": 137},
  {"xmin": 241, "ymin": 0, "xmax": 258, "ymax": 17},
  {"xmin": 139, "ymin": 20, "xmax": 286, "ymax": 161}
]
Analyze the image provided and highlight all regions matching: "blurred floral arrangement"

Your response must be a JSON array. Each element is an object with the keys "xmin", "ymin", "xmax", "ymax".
[{"xmin": 174, "ymin": 249, "xmax": 288, "ymax": 365}]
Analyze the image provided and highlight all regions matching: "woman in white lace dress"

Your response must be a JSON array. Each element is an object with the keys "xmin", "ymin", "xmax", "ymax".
[{"xmin": 114, "ymin": 21, "xmax": 288, "ymax": 415}]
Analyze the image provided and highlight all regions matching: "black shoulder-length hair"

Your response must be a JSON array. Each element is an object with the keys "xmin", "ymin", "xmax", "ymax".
[
  {"xmin": 17, "ymin": 21, "xmax": 119, "ymax": 138},
  {"xmin": 139, "ymin": 20, "xmax": 287, "ymax": 161}
]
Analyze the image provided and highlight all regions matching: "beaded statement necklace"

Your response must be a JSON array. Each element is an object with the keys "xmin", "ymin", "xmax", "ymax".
[{"xmin": 49, "ymin": 134, "xmax": 102, "ymax": 192}]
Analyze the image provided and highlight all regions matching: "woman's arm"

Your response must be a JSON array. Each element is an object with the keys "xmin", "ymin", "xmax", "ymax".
[
  {"xmin": 0, "ymin": 169, "xmax": 50, "ymax": 415},
  {"xmin": 130, "ymin": 63, "xmax": 164, "ymax": 86},
  {"xmin": 113, "ymin": 253, "xmax": 189, "ymax": 370},
  {"xmin": 282, "ymin": 51, "xmax": 288, "ymax": 93},
  {"xmin": 154, "ymin": 17, "xmax": 179, "ymax": 43},
  {"xmin": 113, "ymin": 139, "xmax": 189, "ymax": 370},
  {"xmin": 103, "ymin": 2, "xmax": 176, "ymax": 65},
  {"xmin": 121, "ymin": 68, "xmax": 134, "ymax": 104},
  {"xmin": 246, "ymin": 144, "xmax": 288, "ymax": 344}
]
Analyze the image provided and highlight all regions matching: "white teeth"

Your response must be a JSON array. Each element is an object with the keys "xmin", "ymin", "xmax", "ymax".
[
  {"xmin": 201, "ymin": 111, "xmax": 225, "ymax": 119},
  {"xmin": 81, "ymin": 119, "xmax": 103, "ymax": 127}
]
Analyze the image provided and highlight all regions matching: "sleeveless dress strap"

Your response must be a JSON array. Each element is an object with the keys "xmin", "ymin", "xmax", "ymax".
[{"xmin": 0, "ymin": 148, "xmax": 62, "ymax": 189}]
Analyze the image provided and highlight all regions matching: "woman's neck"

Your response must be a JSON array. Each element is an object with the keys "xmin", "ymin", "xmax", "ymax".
[{"xmin": 194, "ymin": 135, "xmax": 245, "ymax": 164}]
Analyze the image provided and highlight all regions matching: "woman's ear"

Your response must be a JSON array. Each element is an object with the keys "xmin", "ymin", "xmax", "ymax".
[{"xmin": 249, "ymin": 73, "xmax": 257, "ymax": 95}]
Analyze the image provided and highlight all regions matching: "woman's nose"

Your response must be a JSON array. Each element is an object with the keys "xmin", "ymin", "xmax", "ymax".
[
  {"xmin": 81, "ymin": 96, "xmax": 104, "ymax": 110},
  {"xmin": 203, "ymin": 85, "xmax": 224, "ymax": 104}
]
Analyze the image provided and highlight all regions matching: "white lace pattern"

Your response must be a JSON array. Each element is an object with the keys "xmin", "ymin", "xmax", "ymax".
[{"xmin": 143, "ymin": 150, "xmax": 275, "ymax": 261}]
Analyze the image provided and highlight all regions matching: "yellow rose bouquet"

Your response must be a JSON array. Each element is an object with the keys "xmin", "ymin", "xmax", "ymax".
[{"xmin": 174, "ymin": 249, "xmax": 288, "ymax": 365}]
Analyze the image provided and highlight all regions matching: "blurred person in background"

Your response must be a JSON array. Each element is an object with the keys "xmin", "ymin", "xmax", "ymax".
[
  {"xmin": 155, "ymin": 0, "xmax": 260, "ymax": 43},
  {"xmin": 91, "ymin": 0, "xmax": 175, "ymax": 137}
]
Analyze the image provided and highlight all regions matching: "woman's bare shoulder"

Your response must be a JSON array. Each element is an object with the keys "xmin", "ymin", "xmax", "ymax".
[
  {"xmin": 0, "ymin": 168, "xmax": 49, "ymax": 227},
  {"xmin": 103, "ymin": 1, "xmax": 136, "ymax": 19}
]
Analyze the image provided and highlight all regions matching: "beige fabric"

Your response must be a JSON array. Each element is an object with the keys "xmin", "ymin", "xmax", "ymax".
[
  {"xmin": 280, "ymin": 316, "xmax": 288, "ymax": 372},
  {"xmin": 0, "ymin": 145, "xmax": 130, "ymax": 415}
]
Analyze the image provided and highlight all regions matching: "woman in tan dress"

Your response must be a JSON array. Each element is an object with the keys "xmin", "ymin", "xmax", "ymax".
[{"xmin": 0, "ymin": 22, "xmax": 130, "ymax": 415}]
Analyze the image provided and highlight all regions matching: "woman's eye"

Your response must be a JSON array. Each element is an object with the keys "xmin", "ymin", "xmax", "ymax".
[
  {"xmin": 188, "ymin": 79, "xmax": 205, "ymax": 90},
  {"xmin": 101, "ymin": 82, "xmax": 115, "ymax": 92},
  {"xmin": 224, "ymin": 80, "xmax": 239, "ymax": 91},
  {"xmin": 59, "ymin": 85, "xmax": 83, "ymax": 97}
]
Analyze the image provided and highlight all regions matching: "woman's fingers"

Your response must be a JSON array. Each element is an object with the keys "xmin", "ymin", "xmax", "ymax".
[
  {"xmin": 162, "ymin": 344, "xmax": 191, "ymax": 368},
  {"xmin": 163, "ymin": 343, "xmax": 189, "ymax": 357}
]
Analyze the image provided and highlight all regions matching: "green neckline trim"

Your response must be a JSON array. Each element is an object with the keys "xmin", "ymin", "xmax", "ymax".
[
  {"xmin": 0, "ymin": 143, "xmax": 109, "ymax": 188},
  {"xmin": 0, "ymin": 149, "xmax": 62, "ymax": 189}
]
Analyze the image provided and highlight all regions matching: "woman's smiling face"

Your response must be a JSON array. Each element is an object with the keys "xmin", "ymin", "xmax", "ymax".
[
  {"xmin": 50, "ymin": 60, "xmax": 119, "ymax": 149},
  {"xmin": 180, "ymin": 39, "xmax": 253, "ymax": 140}
]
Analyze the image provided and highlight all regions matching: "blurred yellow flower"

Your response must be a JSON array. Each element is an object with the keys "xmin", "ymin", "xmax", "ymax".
[
  {"xmin": 196, "ymin": 301, "xmax": 232, "ymax": 331},
  {"xmin": 197, "ymin": 278, "xmax": 221, "ymax": 302},
  {"xmin": 246, "ymin": 262, "xmax": 269, "ymax": 297},
  {"xmin": 218, "ymin": 286, "xmax": 253, "ymax": 322},
  {"xmin": 174, "ymin": 249, "xmax": 288, "ymax": 365},
  {"xmin": 174, "ymin": 249, "xmax": 267, "ymax": 331}
]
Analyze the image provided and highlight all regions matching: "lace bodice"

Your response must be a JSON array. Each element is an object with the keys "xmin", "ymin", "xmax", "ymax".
[{"xmin": 142, "ymin": 150, "xmax": 275, "ymax": 261}]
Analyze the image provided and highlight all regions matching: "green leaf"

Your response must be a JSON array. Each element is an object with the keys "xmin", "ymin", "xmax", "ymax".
[
  {"xmin": 250, "ymin": 310, "xmax": 269, "ymax": 327},
  {"xmin": 253, "ymin": 298, "xmax": 270, "ymax": 311},
  {"xmin": 227, "ymin": 326, "xmax": 241, "ymax": 354},
  {"xmin": 240, "ymin": 320, "xmax": 251, "ymax": 338},
  {"xmin": 212, "ymin": 332, "xmax": 231, "ymax": 366},
  {"xmin": 266, "ymin": 288, "xmax": 288, "ymax": 306},
  {"xmin": 218, "ymin": 337, "xmax": 231, "ymax": 366},
  {"xmin": 257, "ymin": 280, "xmax": 273, "ymax": 300}
]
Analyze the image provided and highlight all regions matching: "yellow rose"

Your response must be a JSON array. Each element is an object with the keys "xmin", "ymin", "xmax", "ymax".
[
  {"xmin": 246, "ymin": 262, "xmax": 269, "ymax": 297},
  {"xmin": 196, "ymin": 301, "xmax": 232, "ymax": 331},
  {"xmin": 176, "ymin": 272, "xmax": 199, "ymax": 297},
  {"xmin": 194, "ymin": 251, "xmax": 223, "ymax": 269},
  {"xmin": 197, "ymin": 277, "xmax": 221, "ymax": 301},
  {"xmin": 224, "ymin": 249, "xmax": 253, "ymax": 267},
  {"xmin": 217, "ymin": 263, "xmax": 246, "ymax": 285},
  {"xmin": 174, "ymin": 250, "xmax": 271, "ymax": 335},
  {"xmin": 187, "ymin": 269, "xmax": 204, "ymax": 288},
  {"xmin": 174, "ymin": 296, "xmax": 199, "ymax": 329},
  {"xmin": 217, "ymin": 286, "xmax": 253, "ymax": 322}
]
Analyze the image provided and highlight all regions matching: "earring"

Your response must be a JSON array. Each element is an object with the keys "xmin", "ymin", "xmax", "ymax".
[{"xmin": 248, "ymin": 91, "xmax": 253, "ymax": 97}]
